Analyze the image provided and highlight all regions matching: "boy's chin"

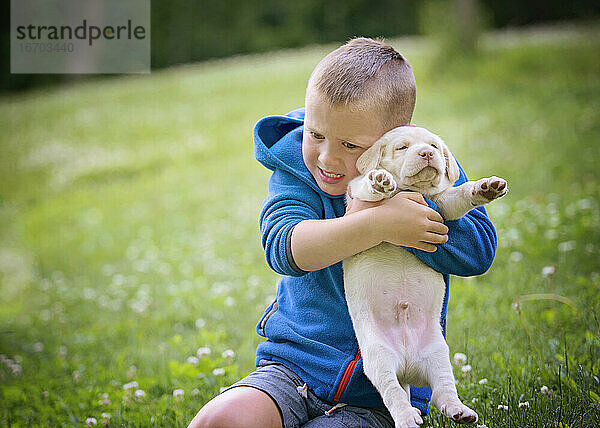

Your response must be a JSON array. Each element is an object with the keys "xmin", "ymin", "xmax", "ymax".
[{"xmin": 318, "ymin": 182, "xmax": 347, "ymax": 196}]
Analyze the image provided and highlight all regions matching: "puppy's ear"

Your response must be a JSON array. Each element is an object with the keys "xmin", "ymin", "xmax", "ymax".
[
  {"xmin": 440, "ymin": 140, "xmax": 460, "ymax": 183},
  {"xmin": 356, "ymin": 137, "xmax": 386, "ymax": 174}
]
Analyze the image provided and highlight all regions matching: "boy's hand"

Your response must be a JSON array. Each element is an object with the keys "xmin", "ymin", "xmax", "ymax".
[{"xmin": 346, "ymin": 191, "xmax": 448, "ymax": 253}]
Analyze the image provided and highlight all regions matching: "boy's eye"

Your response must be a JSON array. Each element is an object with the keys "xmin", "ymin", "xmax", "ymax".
[
  {"xmin": 342, "ymin": 141, "xmax": 359, "ymax": 149},
  {"xmin": 310, "ymin": 131, "xmax": 324, "ymax": 140}
]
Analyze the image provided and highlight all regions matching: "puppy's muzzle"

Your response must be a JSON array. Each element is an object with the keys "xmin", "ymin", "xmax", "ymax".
[{"xmin": 419, "ymin": 148, "xmax": 434, "ymax": 161}]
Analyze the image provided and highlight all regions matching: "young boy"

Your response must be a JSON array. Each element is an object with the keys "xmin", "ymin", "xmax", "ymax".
[{"xmin": 189, "ymin": 38, "xmax": 496, "ymax": 428}]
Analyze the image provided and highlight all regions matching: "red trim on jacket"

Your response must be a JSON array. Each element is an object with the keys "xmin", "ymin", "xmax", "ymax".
[{"xmin": 333, "ymin": 349, "xmax": 361, "ymax": 402}]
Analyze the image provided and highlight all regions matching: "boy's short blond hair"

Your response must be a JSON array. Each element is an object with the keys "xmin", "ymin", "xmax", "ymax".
[{"xmin": 308, "ymin": 37, "xmax": 416, "ymax": 128}]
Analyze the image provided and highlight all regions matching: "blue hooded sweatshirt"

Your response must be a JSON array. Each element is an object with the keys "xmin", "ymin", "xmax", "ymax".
[{"xmin": 253, "ymin": 108, "xmax": 497, "ymax": 414}]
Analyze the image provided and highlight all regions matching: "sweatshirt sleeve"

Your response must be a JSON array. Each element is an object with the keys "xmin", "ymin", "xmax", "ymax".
[
  {"xmin": 259, "ymin": 168, "xmax": 322, "ymax": 277},
  {"xmin": 404, "ymin": 162, "xmax": 498, "ymax": 277}
]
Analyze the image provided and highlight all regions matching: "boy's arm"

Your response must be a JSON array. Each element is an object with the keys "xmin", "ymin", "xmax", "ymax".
[
  {"xmin": 404, "ymin": 163, "xmax": 498, "ymax": 277},
  {"xmin": 291, "ymin": 192, "xmax": 448, "ymax": 272},
  {"xmin": 260, "ymin": 169, "xmax": 449, "ymax": 275}
]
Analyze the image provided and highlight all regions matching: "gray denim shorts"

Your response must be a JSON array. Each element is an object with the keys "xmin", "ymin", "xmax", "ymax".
[{"xmin": 221, "ymin": 360, "xmax": 394, "ymax": 428}]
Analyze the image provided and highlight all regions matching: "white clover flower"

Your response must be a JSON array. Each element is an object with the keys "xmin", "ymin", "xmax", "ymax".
[
  {"xmin": 542, "ymin": 265, "xmax": 556, "ymax": 277},
  {"xmin": 58, "ymin": 346, "xmax": 67, "ymax": 359},
  {"xmin": 73, "ymin": 370, "xmax": 81, "ymax": 383},
  {"xmin": 478, "ymin": 378, "xmax": 488, "ymax": 385},
  {"xmin": 10, "ymin": 363, "xmax": 22, "ymax": 377},
  {"xmin": 222, "ymin": 349, "xmax": 235, "ymax": 359},
  {"xmin": 540, "ymin": 385, "xmax": 549, "ymax": 394},
  {"xmin": 173, "ymin": 389, "xmax": 185, "ymax": 401},
  {"xmin": 497, "ymin": 404, "xmax": 508, "ymax": 410},
  {"xmin": 86, "ymin": 417, "xmax": 98, "ymax": 426},
  {"xmin": 213, "ymin": 368, "xmax": 225, "ymax": 376},
  {"xmin": 461, "ymin": 364, "xmax": 472, "ymax": 373},
  {"xmin": 476, "ymin": 424, "xmax": 488, "ymax": 428},
  {"xmin": 33, "ymin": 342, "xmax": 44, "ymax": 352},
  {"xmin": 123, "ymin": 381, "xmax": 139, "ymax": 390},
  {"xmin": 191, "ymin": 388, "xmax": 200, "ymax": 396},
  {"xmin": 453, "ymin": 353, "xmax": 467, "ymax": 366},
  {"xmin": 471, "ymin": 397, "xmax": 479, "ymax": 404},
  {"xmin": 127, "ymin": 365, "xmax": 137, "ymax": 379},
  {"xmin": 100, "ymin": 394, "xmax": 111, "ymax": 406},
  {"xmin": 186, "ymin": 356, "xmax": 200, "ymax": 365},
  {"xmin": 509, "ymin": 251, "xmax": 523, "ymax": 263},
  {"xmin": 224, "ymin": 297, "xmax": 236, "ymax": 307},
  {"xmin": 134, "ymin": 389, "xmax": 146, "ymax": 399},
  {"xmin": 195, "ymin": 318, "xmax": 206, "ymax": 329},
  {"xmin": 558, "ymin": 241, "xmax": 576, "ymax": 252},
  {"xmin": 518, "ymin": 401, "xmax": 530, "ymax": 409},
  {"xmin": 196, "ymin": 347, "xmax": 211, "ymax": 358},
  {"xmin": 100, "ymin": 413, "xmax": 111, "ymax": 425}
]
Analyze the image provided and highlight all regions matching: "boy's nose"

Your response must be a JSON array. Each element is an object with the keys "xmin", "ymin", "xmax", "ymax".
[
  {"xmin": 318, "ymin": 143, "xmax": 339, "ymax": 163},
  {"xmin": 419, "ymin": 148, "xmax": 434, "ymax": 159}
]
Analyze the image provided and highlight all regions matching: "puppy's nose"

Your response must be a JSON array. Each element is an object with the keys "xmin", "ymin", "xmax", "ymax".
[{"xmin": 419, "ymin": 149, "xmax": 434, "ymax": 159}]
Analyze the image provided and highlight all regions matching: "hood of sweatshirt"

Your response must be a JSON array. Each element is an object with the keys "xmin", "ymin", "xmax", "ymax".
[{"xmin": 253, "ymin": 107, "xmax": 345, "ymax": 199}]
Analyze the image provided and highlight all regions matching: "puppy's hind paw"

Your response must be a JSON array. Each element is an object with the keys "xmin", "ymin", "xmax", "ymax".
[
  {"xmin": 440, "ymin": 402, "xmax": 478, "ymax": 425},
  {"xmin": 393, "ymin": 406, "xmax": 423, "ymax": 428},
  {"xmin": 472, "ymin": 176, "xmax": 507, "ymax": 206},
  {"xmin": 367, "ymin": 169, "xmax": 397, "ymax": 196}
]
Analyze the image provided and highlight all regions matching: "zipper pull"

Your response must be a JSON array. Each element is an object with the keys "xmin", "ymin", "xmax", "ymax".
[{"xmin": 324, "ymin": 403, "xmax": 347, "ymax": 416}]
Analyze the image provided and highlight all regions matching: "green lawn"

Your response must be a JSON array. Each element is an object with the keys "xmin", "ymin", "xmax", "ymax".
[{"xmin": 1, "ymin": 25, "xmax": 599, "ymax": 427}]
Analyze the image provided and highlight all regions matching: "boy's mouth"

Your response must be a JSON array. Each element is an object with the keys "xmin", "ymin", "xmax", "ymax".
[{"xmin": 318, "ymin": 167, "xmax": 345, "ymax": 184}]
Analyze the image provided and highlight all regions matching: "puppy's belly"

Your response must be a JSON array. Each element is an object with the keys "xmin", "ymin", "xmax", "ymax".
[{"xmin": 344, "ymin": 243, "xmax": 446, "ymax": 379}]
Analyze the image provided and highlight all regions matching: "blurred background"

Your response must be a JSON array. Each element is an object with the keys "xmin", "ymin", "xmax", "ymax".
[
  {"xmin": 2, "ymin": 0, "xmax": 600, "ymax": 92},
  {"xmin": 1, "ymin": 1, "xmax": 600, "ymax": 426}
]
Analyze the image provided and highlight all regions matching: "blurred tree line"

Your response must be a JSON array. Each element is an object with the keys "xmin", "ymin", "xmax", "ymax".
[{"xmin": 2, "ymin": 0, "xmax": 599, "ymax": 93}]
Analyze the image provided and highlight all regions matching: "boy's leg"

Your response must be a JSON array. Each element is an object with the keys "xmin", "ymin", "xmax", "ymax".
[
  {"xmin": 188, "ymin": 386, "xmax": 283, "ymax": 428},
  {"xmin": 301, "ymin": 405, "xmax": 394, "ymax": 428}
]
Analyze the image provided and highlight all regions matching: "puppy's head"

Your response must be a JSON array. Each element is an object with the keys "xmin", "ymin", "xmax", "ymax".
[{"xmin": 356, "ymin": 126, "xmax": 460, "ymax": 196}]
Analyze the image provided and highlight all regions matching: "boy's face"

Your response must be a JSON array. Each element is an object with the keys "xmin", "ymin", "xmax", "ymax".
[{"xmin": 303, "ymin": 87, "xmax": 388, "ymax": 196}]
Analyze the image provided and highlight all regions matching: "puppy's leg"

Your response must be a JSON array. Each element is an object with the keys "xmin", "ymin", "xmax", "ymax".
[
  {"xmin": 432, "ymin": 176, "xmax": 507, "ymax": 220},
  {"xmin": 471, "ymin": 176, "xmax": 507, "ymax": 206},
  {"xmin": 422, "ymin": 335, "xmax": 478, "ymax": 424},
  {"xmin": 361, "ymin": 342, "xmax": 423, "ymax": 428},
  {"xmin": 347, "ymin": 169, "xmax": 397, "ymax": 202}
]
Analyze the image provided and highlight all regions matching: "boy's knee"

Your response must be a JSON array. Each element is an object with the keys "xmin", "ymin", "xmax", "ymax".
[
  {"xmin": 188, "ymin": 406, "xmax": 235, "ymax": 428},
  {"xmin": 190, "ymin": 406, "xmax": 272, "ymax": 428},
  {"xmin": 188, "ymin": 387, "xmax": 283, "ymax": 428}
]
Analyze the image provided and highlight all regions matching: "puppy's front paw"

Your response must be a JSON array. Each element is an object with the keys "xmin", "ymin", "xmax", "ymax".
[
  {"xmin": 367, "ymin": 169, "xmax": 397, "ymax": 196},
  {"xmin": 472, "ymin": 176, "xmax": 507, "ymax": 206}
]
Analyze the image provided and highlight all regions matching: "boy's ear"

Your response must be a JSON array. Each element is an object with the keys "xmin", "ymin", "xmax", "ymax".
[
  {"xmin": 356, "ymin": 138, "xmax": 386, "ymax": 174},
  {"xmin": 440, "ymin": 140, "xmax": 460, "ymax": 183}
]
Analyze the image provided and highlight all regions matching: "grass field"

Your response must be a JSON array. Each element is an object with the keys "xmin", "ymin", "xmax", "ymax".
[{"xmin": 1, "ymin": 24, "xmax": 599, "ymax": 427}]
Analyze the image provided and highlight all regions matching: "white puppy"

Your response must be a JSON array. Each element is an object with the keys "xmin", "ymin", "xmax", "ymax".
[{"xmin": 343, "ymin": 126, "xmax": 507, "ymax": 428}]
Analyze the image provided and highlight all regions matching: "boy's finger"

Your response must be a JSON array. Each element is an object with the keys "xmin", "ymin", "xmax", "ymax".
[
  {"xmin": 417, "ymin": 242, "xmax": 438, "ymax": 253},
  {"xmin": 423, "ymin": 232, "xmax": 448, "ymax": 244},
  {"xmin": 428, "ymin": 220, "xmax": 449, "ymax": 235},
  {"xmin": 401, "ymin": 191, "xmax": 427, "ymax": 206},
  {"xmin": 426, "ymin": 209, "xmax": 444, "ymax": 224}
]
